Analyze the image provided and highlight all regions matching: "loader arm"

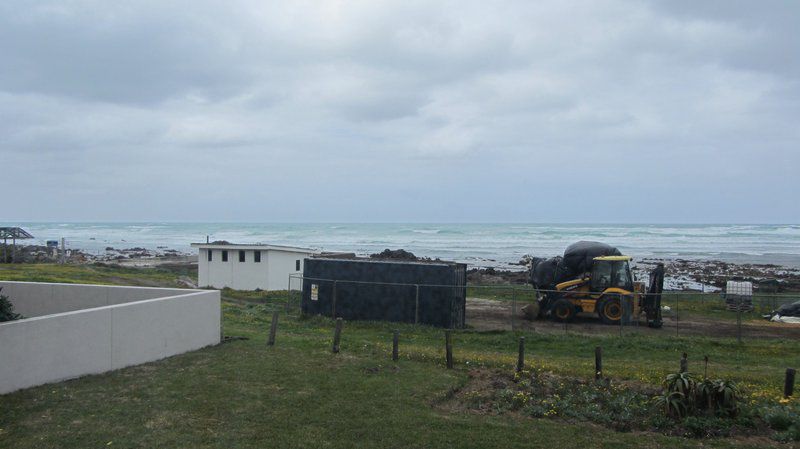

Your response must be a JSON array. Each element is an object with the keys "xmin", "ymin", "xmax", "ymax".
[{"xmin": 642, "ymin": 263, "xmax": 665, "ymax": 328}]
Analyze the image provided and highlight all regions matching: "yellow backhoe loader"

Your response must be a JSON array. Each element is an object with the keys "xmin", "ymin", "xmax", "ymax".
[{"xmin": 529, "ymin": 242, "xmax": 664, "ymax": 327}]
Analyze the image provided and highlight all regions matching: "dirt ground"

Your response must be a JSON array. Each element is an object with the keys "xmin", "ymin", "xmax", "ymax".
[{"xmin": 466, "ymin": 297, "xmax": 800, "ymax": 339}]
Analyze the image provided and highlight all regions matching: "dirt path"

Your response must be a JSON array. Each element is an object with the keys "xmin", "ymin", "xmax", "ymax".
[{"xmin": 466, "ymin": 297, "xmax": 800, "ymax": 339}]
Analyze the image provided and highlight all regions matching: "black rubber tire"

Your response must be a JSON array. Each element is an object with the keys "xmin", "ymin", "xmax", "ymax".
[
  {"xmin": 550, "ymin": 298, "xmax": 576, "ymax": 323},
  {"xmin": 598, "ymin": 295, "xmax": 623, "ymax": 325}
]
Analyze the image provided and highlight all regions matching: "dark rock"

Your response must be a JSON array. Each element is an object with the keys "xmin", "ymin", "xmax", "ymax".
[{"xmin": 369, "ymin": 249, "xmax": 419, "ymax": 261}]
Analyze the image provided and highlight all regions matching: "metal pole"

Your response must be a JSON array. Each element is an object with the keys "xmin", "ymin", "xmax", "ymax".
[
  {"xmin": 445, "ymin": 330, "xmax": 453, "ymax": 369},
  {"xmin": 595, "ymin": 346, "xmax": 603, "ymax": 380},
  {"xmin": 511, "ymin": 288, "xmax": 517, "ymax": 331},
  {"xmin": 675, "ymin": 293, "xmax": 679, "ymax": 337},
  {"xmin": 332, "ymin": 281, "xmax": 337, "ymax": 319},
  {"xmin": 286, "ymin": 275, "xmax": 292, "ymax": 314},
  {"xmin": 737, "ymin": 295, "xmax": 743, "ymax": 344},
  {"xmin": 392, "ymin": 330, "xmax": 399, "ymax": 362},
  {"xmin": 415, "ymin": 284, "xmax": 420, "ymax": 325},
  {"xmin": 516, "ymin": 337, "xmax": 525, "ymax": 372}
]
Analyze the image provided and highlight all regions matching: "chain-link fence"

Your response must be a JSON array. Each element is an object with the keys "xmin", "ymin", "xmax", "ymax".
[{"xmin": 285, "ymin": 274, "xmax": 800, "ymax": 342}]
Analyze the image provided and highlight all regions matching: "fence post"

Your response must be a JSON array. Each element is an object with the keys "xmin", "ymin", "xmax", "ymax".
[
  {"xmin": 415, "ymin": 284, "xmax": 420, "ymax": 325},
  {"xmin": 267, "ymin": 311, "xmax": 279, "ymax": 346},
  {"xmin": 680, "ymin": 353, "xmax": 688, "ymax": 373},
  {"xmin": 332, "ymin": 280, "xmax": 338, "ymax": 319},
  {"xmin": 332, "ymin": 318, "xmax": 343, "ymax": 353},
  {"xmin": 703, "ymin": 355, "xmax": 709, "ymax": 378},
  {"xmin": 516, "ymin": 337, "xmax": 525, "ymax": 372},
  {"xmin": 392, "ymin": 330, "xmax": 399, "ymax": 362},
  {"xmin": 445, "ymin": 330, "xmax": 453, "ymax": 369},
  {"xmin": 595, "ymin": 346, "xmax": 603, "ymax": 380},
  {"xmin": 675, "ymin": 293, "xmax": 679, "ymax": 337},
  {"xmin": 785, "ymin": 368, "xmax": 796, "ymax": 398}
]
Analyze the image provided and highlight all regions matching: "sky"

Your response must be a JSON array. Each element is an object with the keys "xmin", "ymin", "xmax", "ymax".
[{"xmin": 2, "ymin": 0, "xmax": 798, "ymax": 223}]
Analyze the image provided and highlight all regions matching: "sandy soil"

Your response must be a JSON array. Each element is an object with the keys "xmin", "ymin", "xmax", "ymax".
[{"xmin": 466, "ymin": 297, "xmax": 800, "ymax": 339}]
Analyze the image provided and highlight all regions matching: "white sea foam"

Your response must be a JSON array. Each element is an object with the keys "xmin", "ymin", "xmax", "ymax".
[{"xmin": 5, "ymin": 223, "xmax": 800, "ymax": 269}]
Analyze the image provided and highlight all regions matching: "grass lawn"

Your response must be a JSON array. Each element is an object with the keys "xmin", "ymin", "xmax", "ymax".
[{"xmin": 1, "ymin": 264, "xmax": 798, "ymax": 448}]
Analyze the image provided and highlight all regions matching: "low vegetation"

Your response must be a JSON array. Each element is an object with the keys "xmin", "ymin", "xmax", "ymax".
[{"xmin": 0, "ymin": 287, "xmax": 22, "ymax": 322}]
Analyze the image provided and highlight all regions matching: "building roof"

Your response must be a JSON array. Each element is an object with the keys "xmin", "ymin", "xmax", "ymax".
[
  {"xmin": 190, "ymin": 243, "xmax": 317, "ymax": 253},
  {"xmin": 309, "ymin": 256, "xmax": 464, "ymax": 267},
  {"xmin": 0, "ymin": 227, "xmax": 34, "ymax": 240}
]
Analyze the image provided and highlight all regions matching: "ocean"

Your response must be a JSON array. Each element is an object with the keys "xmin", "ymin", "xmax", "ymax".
[{"xmin": 6, "ymin": 223, "xmax": 800, "ymax": 269}]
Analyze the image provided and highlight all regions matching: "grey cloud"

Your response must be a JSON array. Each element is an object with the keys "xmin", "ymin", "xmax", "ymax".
[{"xmin": 1, "ymin": 0, "xmax": 798, "ymax": 222}]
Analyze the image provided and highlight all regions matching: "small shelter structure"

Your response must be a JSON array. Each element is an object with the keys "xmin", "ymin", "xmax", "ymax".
[{"xmin": 1, "ymin": 227, "xmax": 33, "ymax": 263}]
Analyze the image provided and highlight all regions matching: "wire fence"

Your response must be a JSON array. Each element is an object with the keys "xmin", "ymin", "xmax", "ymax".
[{"xmin": 284, "ymin": 274, "xmax": 800, "ymax": 342}]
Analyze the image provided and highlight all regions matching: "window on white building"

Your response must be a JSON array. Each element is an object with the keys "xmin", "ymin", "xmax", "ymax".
[
  {"xmin": 295, "ymin": 259, "xmax": 301, "ymax": 271},
  {"xmin": 207, "ymin": 250, "xmax": 212, "ymax": 262},
  {"xmin": 254, "ymin": 251, "xmax": 261, "ymax": 263},
  {"xmin": 222, "ymin": 250, "xmax": 228, "ymax": 262},
  {"xmin": 239, "ymin": 250, "xmax": 246, "ymax": 262}
]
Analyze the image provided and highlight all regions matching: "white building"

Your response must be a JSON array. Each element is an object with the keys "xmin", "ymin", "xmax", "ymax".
[{"xmin": 191, "ymin": 243, "xmax": 317, "ymax": 291}]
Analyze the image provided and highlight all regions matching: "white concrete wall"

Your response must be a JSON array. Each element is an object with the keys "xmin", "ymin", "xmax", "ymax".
[
  {"xmin": 0, "ymin": 281, "xmax": 189, "ymax": 318},
  {"xmin": 0, "ymin": 282, "xmax": 220, "ymax": 395},
  {"xmin": 197, "ymin": 249, "xmax": 308, "ymax": 290}
]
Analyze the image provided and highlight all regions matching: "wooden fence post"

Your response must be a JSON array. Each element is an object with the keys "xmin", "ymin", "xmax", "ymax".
[
  {"xmin": 785, "ymin": 368, "xmax": 796, "ymax": 398},
  {"xmin": 595, "ymin": 346, "xmax": 603, "ymax": 380},
  {"xmin": 332, "ymin": 318, "xmax": 343, "ymax": 353},
  {"xmin": 516, "ymin": 337, "xmax": 525, "ymax": 372},
  {"xmin": 445, "ymin": 330, "xmax": 453, "ymax": 369},
  {"xmin": 267, "ymin": 311, "xmax": 279, "ymax": 346},
  {"xmin": 392, "ymin": 330, "xmax": 399, "ymax": 362},
  {"xmin": 680, "ymin": 353, "xmax": 688, "ymax": 373}
]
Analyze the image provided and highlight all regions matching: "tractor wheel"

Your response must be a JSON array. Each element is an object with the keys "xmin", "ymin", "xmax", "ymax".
[
  {"xmin": 598, "ymin": 295, "xmax": 623, "ymax": 325},
  {"xmin": 550, "ymin": 299, "xmax": 576, "ymax": 323}
]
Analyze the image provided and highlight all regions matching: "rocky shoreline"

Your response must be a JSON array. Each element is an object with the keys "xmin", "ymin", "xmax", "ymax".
[{"xmin": 1, "ymin": 244, "xmax": 193, "ymax": 265}]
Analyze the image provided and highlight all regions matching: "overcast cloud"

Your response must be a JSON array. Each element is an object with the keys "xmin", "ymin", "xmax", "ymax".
[{"xmin": 2, "ymin": 0, "xmax": 798, "ymax": 223}]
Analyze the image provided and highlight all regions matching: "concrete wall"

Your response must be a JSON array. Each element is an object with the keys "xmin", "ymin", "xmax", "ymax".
[
  {"xmin": 0, "ymin": 282, "xmax": 220, "ymax": 395},
  {"xmin": 197, "ymin": 249, "xmax": 309, "ymax": 290},
  {"xmin": 0, "ymin": 281, "xmax": 190, "ymax": 318}
]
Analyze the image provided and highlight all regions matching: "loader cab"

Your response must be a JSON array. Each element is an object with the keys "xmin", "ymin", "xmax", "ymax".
[{"xmin": 590, "ymin": 256, "xmax": 634, "ymax": 292}]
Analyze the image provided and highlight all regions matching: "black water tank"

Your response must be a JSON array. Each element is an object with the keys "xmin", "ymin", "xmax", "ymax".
[{"xmin": 301, "ymin": 257, "xmax": 467, "ymax": 328}]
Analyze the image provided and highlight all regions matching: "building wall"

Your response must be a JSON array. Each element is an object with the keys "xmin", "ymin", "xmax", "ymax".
[
  {"xmin": 0, "ymin": 282, "xmax": 220, "ymax": 395},
  {"xmin": 197, "ymin": 248, "xmax": 309, "ymax": 290},
  {"xmin": 267, "ymin": 251, "xmax": 306, "ymax": 291}
]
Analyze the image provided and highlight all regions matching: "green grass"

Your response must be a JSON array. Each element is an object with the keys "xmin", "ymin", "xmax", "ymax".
[
  {"xmin": 1, "ymin": 264, "xmax": 798, "ymax": 448},
  {"xmin": 0, "ymin": 263, "xmax": 195, "ymax": 287}
]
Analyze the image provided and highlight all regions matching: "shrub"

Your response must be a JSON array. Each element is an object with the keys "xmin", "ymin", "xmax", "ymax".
[
  {"xmin": 773, "ymin": 425, "xmax": 800, "ymax": 443},
  {"xmin": 0, "ymin": 287, "xmax": 23, "ymax": 322},
  {"xmin": 763, "ymin": 406, "xmax": 798, "ymax": 431}
]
